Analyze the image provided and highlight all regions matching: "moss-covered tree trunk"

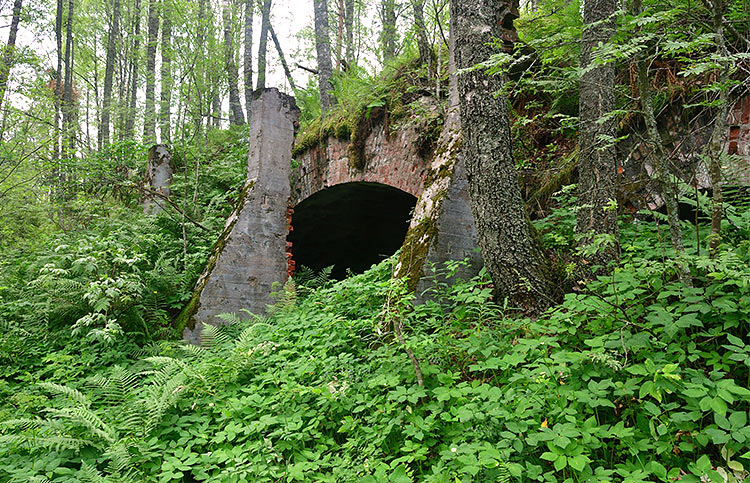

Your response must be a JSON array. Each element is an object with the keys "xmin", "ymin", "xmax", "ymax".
[
  {"xmin": 452, "ymin": 0, "xmax": 552, "ymax": 311},
  {"xmin": 576, "ymin": 0, "xmax": 619, "ymax": 267}
]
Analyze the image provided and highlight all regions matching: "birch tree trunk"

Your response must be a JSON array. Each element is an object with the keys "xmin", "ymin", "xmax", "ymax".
[
  {"xmin": 576, "ymin": 0, "xmax": 619, "ymax": 267},
  {"xmin": 452, "ymin": 0, "xmax": 553, "ymax": 311}
]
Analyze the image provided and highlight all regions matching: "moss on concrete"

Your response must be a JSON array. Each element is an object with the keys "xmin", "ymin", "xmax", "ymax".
[{"xmin": 174, "ymin": 180, "xmax": 256, "ymax": 334}]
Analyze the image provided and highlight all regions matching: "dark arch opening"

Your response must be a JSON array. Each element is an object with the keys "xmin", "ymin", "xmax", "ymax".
[{"xmin": 288, "ymin": 182, "xmax": 417, "ymax": 280}]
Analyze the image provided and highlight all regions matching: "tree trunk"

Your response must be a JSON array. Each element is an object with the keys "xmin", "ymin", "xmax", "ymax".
[
  {"xmin": 269, "ymin": 23, "xmax": 296, "ymax": 91},
  {"xmin": 54, "ymin": 0, "xmax": 63, "ymax": 163},
  {"xmin": 62, "ymin": 0, "xmax": 75, "ymax": 161},
  {"xmin": 411, "ymin": 0, "xmax": 432, "ymax": 73},
  {"xmin": 0, "ymin": 0, "xmax": 23, "ymax": 112},
  {"xmin": 452, "ymin": 0, "xmax": 552, "ymax": 311},
  {"xmin": 380, "ymin": 0, "xmax": 397, "ymax": 64},
  {"xmin": 314, "ymin": 0, "xmax": 335, "ymax": 112},
  {"xmin": 223, "ymin": 0, "xmax": 244, "ymax": 125},
  {"xmin": 706, "ymin": 0, "xmax": 730, "ymax": 257},
  {"xmin": 160, "ymin": 6, "xmax": 172, "ymax": 140},
  {"xmin": 143, "ymin": 0, "xmax": 158, "ymax": 144},
  {"xmin": 335, "ymin": 0, "xmax": 343, "ymax": 68},
  {"xmin": 256, "ymin": 0, "xmax": 272, "ymax": 90},
  {"xmin": 100, "ymin": 0, "xmax": 119, "ymax": 147},
  {"xmin": 344, "ymin": 0, "xmax": 354, "ymax": 64},
  {"xmin": 124, "ymin": 0, "xmax": 140, "ymax": 139},
  {"xmin": 244, "ymin": 0, "xmax": 253, "ymax": 120},
  {"xmin": 575, "ymin": 0, "xmax": 618, "ymax": 267}
]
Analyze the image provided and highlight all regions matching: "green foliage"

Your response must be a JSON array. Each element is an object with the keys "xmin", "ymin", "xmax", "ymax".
[{"xmin": 2, "ymin": 196, "xmax": 749, "ymax": 481}]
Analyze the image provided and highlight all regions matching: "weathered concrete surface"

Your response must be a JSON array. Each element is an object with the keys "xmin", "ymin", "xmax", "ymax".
[
  {"xmin": 179, "ymin": 88, "xmax": 299, "ymax": 344},
  {"xmin": 143, "ymin": 144, "xmax": 173, "ymax": 214},
  {"xmin": 394, "ymin": 27, "xmax": 481, "ymax": 297},
  {"xmin": 290, "ymin": 99, "xmax": 436, "ymax": 205}
]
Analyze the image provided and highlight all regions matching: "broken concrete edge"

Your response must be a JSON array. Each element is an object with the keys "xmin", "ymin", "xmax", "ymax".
[
  {"xmin": 394, "ymin": 110, "xmax": 463, "ymax": 292},
  {"xmin": 174, "ymin": 180, "xmax": 256, "ymax": 336}
]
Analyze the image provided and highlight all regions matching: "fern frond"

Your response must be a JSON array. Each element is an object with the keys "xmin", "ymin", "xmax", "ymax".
[{"xmin": 38, "ymin": 382, "xmax": 91, "ymax": 408}]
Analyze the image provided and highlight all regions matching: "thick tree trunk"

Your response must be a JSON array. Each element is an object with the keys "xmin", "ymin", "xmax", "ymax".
[
  {"xmin": 411, "ymin": 0, "xmax": 432, "ymax": 73},
  {"xmin": 100, "ymin": 0, "xmax": 119, "ymax": 147},
  {"xmin": 575, "ymin": 0, "xmax": 619, "ymax": 267},
  {"xmin": 160, "ymin": 8, "xmax": 172, "ymax": 140},
  {"xmin": 452, "ymin": 0, "xmax": 552, "ymax": 311},
  {"xmin": 256, "ymin": 0, "xmax": 272, "ymax": 90},
  {"xmin": 124, "ymin": 0, "xmax": 140, "ymax": 139},
  {"xmin": 0, "ymin": 0, "xmax": 23, "ymax": 112},
  {"xmin": 314, "ymin": 0, "xmax": 335, "ymax": 112},
  {"xmin": 380, "ymin": 0, "xmax": 397, "ymax": 63},
  {"xmin": 143, "ymin": 0, "xmax": 158, "ymax": 144},
  {"xmin": 223, "ymin": 0, "xmax": 244, "ymax": 125},
  {"xmin": 244, "ymin": 0, "xmax": 253, "ymax": 120},
  {"xmin": 269, "ymin": 23, "xmax": 296, "ymax": 91}
]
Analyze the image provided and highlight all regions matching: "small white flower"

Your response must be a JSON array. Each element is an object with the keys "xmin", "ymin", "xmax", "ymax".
[{"xmin": 450, "ymin": 447, "xmax": 457, "ymax": 453}]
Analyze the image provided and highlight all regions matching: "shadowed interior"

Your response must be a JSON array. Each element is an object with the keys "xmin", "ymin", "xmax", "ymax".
[{"xmin": 288, "ymin": 182, "xmax": 417, "ymax": 280}]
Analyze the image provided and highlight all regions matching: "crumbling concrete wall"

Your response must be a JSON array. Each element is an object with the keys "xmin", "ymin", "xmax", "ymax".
[
  {"xmin": 177, "ymin": 88, "xmax": 299, "ymax": 344},
  {"xmin": 142, "ymin": 144, "xmax": 173, "ymax": 214}
]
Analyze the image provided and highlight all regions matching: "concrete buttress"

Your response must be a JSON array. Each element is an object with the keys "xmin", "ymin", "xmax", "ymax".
[{"xmin": 178, "ymin": 88, "xmax": 299, "ymax": 344}]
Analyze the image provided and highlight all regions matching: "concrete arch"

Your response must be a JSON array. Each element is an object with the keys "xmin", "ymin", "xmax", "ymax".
[
  {"xmin": 290, "ymin": 121, "xmax": 430, "ymax": 206},
  {"xmin": 287, "ymin": 181, "xmax": 417, "ymax": 279}
]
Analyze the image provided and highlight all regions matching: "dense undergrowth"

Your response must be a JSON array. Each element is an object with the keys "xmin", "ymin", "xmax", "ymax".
[{"xmin": 1, "ymin": 195, "xmax": 749, "ymax": 481}]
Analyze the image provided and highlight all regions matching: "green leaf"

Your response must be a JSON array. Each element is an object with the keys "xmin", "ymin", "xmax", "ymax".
[
  {"xmin": 540, "ymin": 452, "xmax": 558, "ymax": 462},
  {"xmin": 554, "ymin": 455, "xmax": 568, "ymax": 471}
]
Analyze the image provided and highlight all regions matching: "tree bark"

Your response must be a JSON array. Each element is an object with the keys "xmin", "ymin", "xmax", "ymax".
[
  {"xmin": 452, "ymin": 0, "xmax": 552, "ymax": 311},
  {"xmin": 575, "ymin": 0, "xmax": 619, "ymax": 267},
  {"xmin": 143, "ymin": 0, "xmax": 158, "ymax": 144},
  {"xmin": 314, "ymin": 0, "xmax": 335, "ymax": 112},
  {"xmin": 380, "ymin": 0, "xmax": 397, "ymax": 64},
  {"xmin": 62, "ymin": 0, "xmax": 75, "ymax": 160},
  {"xmin": 244, "ymin": 0, "xmax": 253, "ymax": 120},
  {"xmin": 411, "ymin": 0, "xmax": 432, "ymax": 73},
  {"xmin": 124, "ymin": 0, "xmax": 140, "ymax": 139},
  {"xmin": 256, "ymin": 0, "xmax": 272, "ymax": 90},
  {"xmin": 344, "ymin": 0, "xmax": 354, "ymax": 64},
  {"xmin": 0, "ymin": 0, "xmax": 23, "ymax": 112},
  {"xmin": 335, "ymin": 0, "xmax": 343, "ymax": 68},
  {"xmin": 100, "ymin": 0, "xmax": 120, "ymax": 147},
  {"xmin": 54, "ymin": 0, "xmax": 63, "ymax": 163},
  {"xmin": 160, "ymin": 5, "xmax": 172, "ymax": 140},
  {"xmin": 223, "ymin": 0, "xmax": 244, "ymax": 125}
]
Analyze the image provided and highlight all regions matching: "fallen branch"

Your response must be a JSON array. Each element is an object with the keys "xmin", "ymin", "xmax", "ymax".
[{"xmin": 139, "ymin": 185, "xmax": 211, "ymax": 232}]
